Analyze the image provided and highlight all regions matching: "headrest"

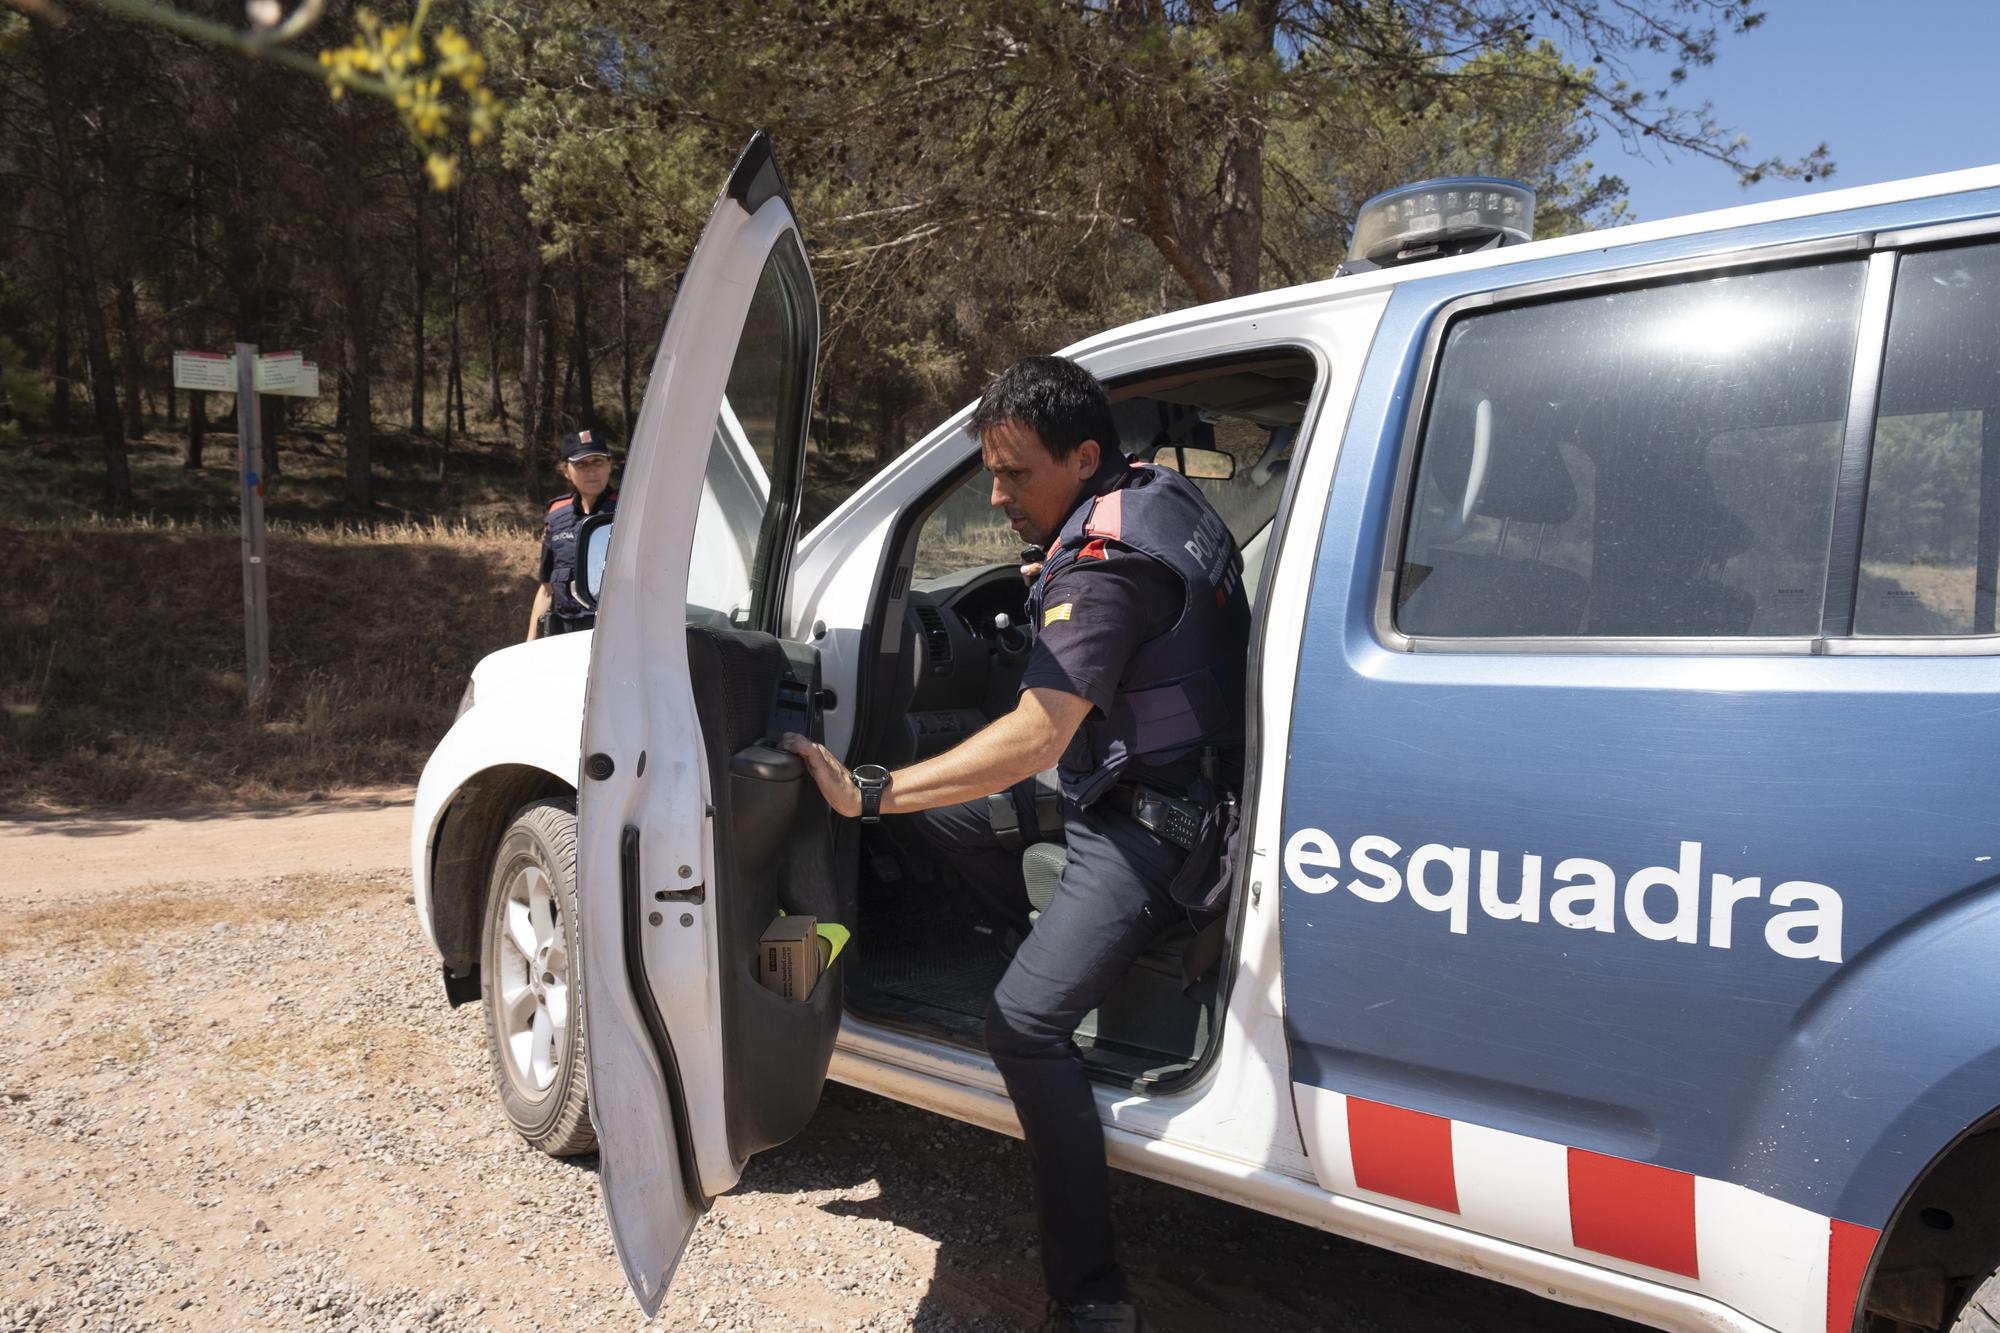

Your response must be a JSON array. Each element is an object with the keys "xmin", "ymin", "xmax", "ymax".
[{"xmin": 1423, "ymin": 391, "xmax": 1577, "ymax": 526}]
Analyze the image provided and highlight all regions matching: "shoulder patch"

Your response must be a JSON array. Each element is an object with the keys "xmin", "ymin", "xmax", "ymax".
[
  {"xmin": 1043, "ymin": 602, "xmax": 1074, "ymax": 627},
  {"xmin": 546, "ymin": 496, "xmax": 575, "ymax": 514},
  {"xmin": 1084, "ymin": 490, "xmax": 1123, "ymax": 541}
]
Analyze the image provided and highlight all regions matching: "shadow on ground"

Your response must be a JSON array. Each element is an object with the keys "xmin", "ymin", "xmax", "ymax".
[{"xmin": 727, "ymin": 1082, "xmax": 1646, "ymax": 1333}]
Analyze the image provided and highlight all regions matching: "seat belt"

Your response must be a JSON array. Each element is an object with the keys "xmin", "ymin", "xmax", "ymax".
[{"xmin": 986, "ymin": 792, "xmax": 1024, "ymax": 851}]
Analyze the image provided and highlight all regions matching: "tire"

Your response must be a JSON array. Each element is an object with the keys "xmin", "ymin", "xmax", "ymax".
[
  {"xmin": 1955, "ymin": 1270, "xmax": 2000, "ymax": 1333},
  {"xmin": 480, "ymin": 796, "xmax": 596, "ymax": 1157}
]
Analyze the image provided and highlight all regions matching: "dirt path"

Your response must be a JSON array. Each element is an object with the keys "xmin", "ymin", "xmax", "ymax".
[
  {"xmin": 0, "ymin": 804, "xmax": 1648, "ymax": 1332},
  {"xmin": 4, "ymin": 789, "xmax": 415, "ymax": 902}
]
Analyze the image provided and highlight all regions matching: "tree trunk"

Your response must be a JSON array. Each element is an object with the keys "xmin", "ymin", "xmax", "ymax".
[
  {"xmin": 619, "ymin": 254, "xmax": 634, "ymax": 433},
  {"xmin": 449, "ymin": 181, "xmax": 467, "ymax": 437},
  {"xmin": 440, "ymin": 183, "xmax": 462, "ymax": 483},
  {"xmin": 410, "ymin": 168, "xmax": 427, "ymax": 434},
  {"xmin": 477, "ymin": 198, "xmax": 508, "ymax": 431},
  {"xmin": 519, "ymin": 231, "xmax": 543, "ymax": 495},
  {"xmin": 538, "ymin": 272, "xmax": 557, "ymax": 455},
  {"xmin": 186, "ymin": 390, "xmax": 206, "ymax": 469},
  {"xmin": 162, "ymin": 249, "xmax": 178, "ymax": 427},
  {"xmin": 338, "ymin": 109, "xmax": 373, "ymax": 510},
  {"xmin": 571, "ymin": 256, "xmax": 594, "ymax": 433},
  {"xmin": 177, "ymin": 158, "xmax": 206, "ymax": 449},
  {"xmin": 261, "ymin": 394, "xmax": 283, "ymax": 482},
  {"xmin": 559, "ymin": 335, "xmax": 576, "ymax": 427},
  {"xmin": 1215, "ymin": 5, "xmax": 1276, "ymax": 301},
  {"xmin": 51, "ymin": 270, "xmax": 72, "ymax": 433},
  {"xmin": 116, "ymin": 273, "xmax": 145, "ymax": 438},
  {"xmin": 343, "ymin": 320, "xmax": 373, "ymax": 509},
  {"xmin": 36, "ymin": 28, "xmax": 131, "ymax": 507}
]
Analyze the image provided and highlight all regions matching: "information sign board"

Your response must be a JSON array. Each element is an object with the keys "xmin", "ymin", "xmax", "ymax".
[
  {"xmin": 172, "ymin": 350, "xmax": 235, "ymax": 393},
  {"xmin": 172, "ymin": 350, "xmax": 321, "ymax": 397}
]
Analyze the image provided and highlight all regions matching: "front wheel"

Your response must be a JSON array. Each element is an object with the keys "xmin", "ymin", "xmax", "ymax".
[
  {"xmin": 1954, "ymin": 1270, "xmax": 2000, "ymax": 1333},
  {"xmin": 480, "ymin": 796, "xmax": 596, "ymax": 1157}
]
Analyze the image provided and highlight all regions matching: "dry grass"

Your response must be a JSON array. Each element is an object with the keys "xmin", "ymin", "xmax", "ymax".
[
  {"xmin": 215, "ymin": 1016, "xmax": 447, "ymax": 1087},
  {"xmin": 70, "ymin": 1023, "xmax": 152, "ymax": 1069},
  {"xmin": 914, "ymin": 522, "xmax": 1020, "ymax": 580},
  {"xmin": 2, "ymin": 425, "xmax": 890, "ymax": 812},
  {"xmin": 87, "ymin": 959, "xmax": 150, "ymax": 996},
  {"xmin": 3, "ymin": 426, "xmax": 547, "ymax": 812},
  {"xmin": 1, "ymin": 513, "xmax": 535, "ymax": 812},
  {"xmin": 1, "ymin": 872, "xmax": 403, "ymax": 956}
]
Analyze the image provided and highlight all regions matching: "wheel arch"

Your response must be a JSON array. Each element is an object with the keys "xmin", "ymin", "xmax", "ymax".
[
  {"xmin": 1856, "ymin": 1101, "xmax": 2000, "ymax": 1331},
  {"xmin": 430, "ymin": 763, "xmax": 576, "ymax": 1000},
  {"xmin": 1725, "ymin": 886, "xmax": 2000, "ymax": 1217}
]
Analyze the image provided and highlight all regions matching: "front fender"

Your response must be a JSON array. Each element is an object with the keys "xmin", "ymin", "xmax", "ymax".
[
  {"xmin": 1729, "ymin": 880, "xmax": 2000, "ymax": 1228},
  {"xmin": 410, "ymin": 634, "xmax": 592, "ymax": 949}
]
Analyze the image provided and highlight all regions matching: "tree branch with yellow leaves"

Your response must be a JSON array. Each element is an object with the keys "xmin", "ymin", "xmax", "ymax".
[{"xmin": 0, "ymin": 0, "xmax": 501, "ymax": 188}]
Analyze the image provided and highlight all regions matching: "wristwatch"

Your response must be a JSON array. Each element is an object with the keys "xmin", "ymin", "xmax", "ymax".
[{"xmin": 851, "ymin": 764, "xmax": 892, "ymax": 824}]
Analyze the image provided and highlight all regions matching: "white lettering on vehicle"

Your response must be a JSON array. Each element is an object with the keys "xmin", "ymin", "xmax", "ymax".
[{"xmin": 1282, "ymin": 828, "xmax": 1843, "ymax": 963}]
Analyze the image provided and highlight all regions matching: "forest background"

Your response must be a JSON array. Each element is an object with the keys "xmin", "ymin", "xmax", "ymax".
[{"xmin": 0, "ymin": 0, "xmax": 1824, "ymax": 811}]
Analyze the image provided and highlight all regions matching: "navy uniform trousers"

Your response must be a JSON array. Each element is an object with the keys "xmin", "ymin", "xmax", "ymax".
[{"xmin": 911, "ymin": 794, "xmax": 1186, "ymax": 1307}]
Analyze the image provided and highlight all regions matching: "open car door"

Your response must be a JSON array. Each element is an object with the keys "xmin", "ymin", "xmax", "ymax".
[{"xmin": 577, "ymin": 132, "xmax": 840, "ymax": 1315}]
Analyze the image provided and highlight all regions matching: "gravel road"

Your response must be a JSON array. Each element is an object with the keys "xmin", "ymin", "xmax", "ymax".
[{"xmin": 1, "ymin": 812, "xmax": 1649, "ymax": 1332}]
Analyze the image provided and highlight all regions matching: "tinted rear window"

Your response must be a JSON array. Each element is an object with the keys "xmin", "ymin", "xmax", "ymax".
[
  {"xmin": 1398, "ymin": 261, "xmax": 1866, "ymax": 638},
  {"xmin": 1856, "ymin": 241, "xmax": 2000, "ymax": 636}
]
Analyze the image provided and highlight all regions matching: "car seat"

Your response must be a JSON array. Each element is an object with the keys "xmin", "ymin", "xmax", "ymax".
[
  {"xmin": 1020, "ymin": 839, "xmax": 1214, "ymax": 1069},
  {"xmin": 1399, "ymin": 397, "xmax": 1591, "ymax": 636},
  {"xmin": 1582, "ymin": 469, "xmax": 1757, "ymax": 635}
]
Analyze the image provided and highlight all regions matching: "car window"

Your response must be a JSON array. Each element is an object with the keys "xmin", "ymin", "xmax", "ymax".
[
  {"xmin": 685, "ymin": 238, "xmax": 814, "ymax": 627},
  {"xmin": 911, "ymin": 364, "xmax": 1310, "ymax": 583},
  {"xmin": 1856, "ymin": 241, "xmax": 2000, "ymax": 636},
  {"xmin": 1396, "ymin": 261, "xmax": 1867, "ymax": 639},
  {"xmin": 912, "ymin": 441, "xmax": 1019, "ymax": 581},
  {"xmin": 1116, "ymin": 404, "xmax": 1293, "ymax": 548}
]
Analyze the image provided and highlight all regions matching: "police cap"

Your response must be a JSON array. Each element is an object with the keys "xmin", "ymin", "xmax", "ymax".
[{"xmin": 560, "ymin": 429, "xmax": 612, "ymax": 463}]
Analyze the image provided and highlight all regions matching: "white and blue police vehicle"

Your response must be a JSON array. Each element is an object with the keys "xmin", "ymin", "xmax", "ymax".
[{"xmin": 411, "ymin": 133, "xmax": 2000, "ymax": 1333}]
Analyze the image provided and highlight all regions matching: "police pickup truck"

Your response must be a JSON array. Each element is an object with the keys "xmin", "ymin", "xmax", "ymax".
[{"xmin": 411, "ymin": 134, "xmax": 2000, "ymax": 1333}]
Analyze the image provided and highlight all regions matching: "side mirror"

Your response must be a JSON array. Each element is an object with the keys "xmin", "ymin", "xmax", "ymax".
[
  {"xmin": 1152, "ymin": 445, "xmax": 1236, "ymax": 481},
  {"xmin": 572, "ymin": 513, "xmax": 615, "ymax": 611}
]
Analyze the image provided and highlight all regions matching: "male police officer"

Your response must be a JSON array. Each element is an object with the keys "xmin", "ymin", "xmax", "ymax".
[
  {"xmin": 526, "ymin": 430, "xmax": 619, "ymax": 641},
  {"xmin": 785, "ymin": 356, "xmax": 1249, "ymax": 1332}
]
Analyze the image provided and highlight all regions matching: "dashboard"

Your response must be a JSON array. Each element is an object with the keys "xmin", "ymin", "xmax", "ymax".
[{"xmin": 890, "ymin": 562, "xmax": 1034, "ymax": 760}]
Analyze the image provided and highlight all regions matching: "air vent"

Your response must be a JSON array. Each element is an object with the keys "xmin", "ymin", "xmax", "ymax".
[{"xmin": 913, "ymin": 604, "xmax": 953, "ymax": 671}]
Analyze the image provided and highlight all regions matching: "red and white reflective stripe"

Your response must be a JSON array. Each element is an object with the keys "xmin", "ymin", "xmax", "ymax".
[{"xmin": 1294, "ymin": 1085, "xmax": 1880, "ymax": 1333}]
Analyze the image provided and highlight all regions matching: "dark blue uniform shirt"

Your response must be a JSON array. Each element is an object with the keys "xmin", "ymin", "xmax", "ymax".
[{"xmin": 538, "ymin": 487, "xmax": 618, "ymax": 623}]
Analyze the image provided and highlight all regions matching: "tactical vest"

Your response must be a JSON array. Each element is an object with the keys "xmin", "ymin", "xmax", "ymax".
[
  {"xmin": 544, "ymin": 488, "xmax": 618, "ymax": 621},
  {"xmin": 1025, "ymin": 462, "xmax": 1249, "ymax": 805}
]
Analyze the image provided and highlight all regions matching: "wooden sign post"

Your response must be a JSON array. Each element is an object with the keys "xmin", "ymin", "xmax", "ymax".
[
  {"xmin": 172, "ymin": 346, "xmax": 320, "ymax": 715},
  {"xmin": 234, "ymin": 342, "xmax": 271, "ymax": 715}
]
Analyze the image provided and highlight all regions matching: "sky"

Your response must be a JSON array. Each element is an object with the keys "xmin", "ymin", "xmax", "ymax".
[{"xmin": 1577, "ymin": 0, "xmax": 1995, "ymax": 225}]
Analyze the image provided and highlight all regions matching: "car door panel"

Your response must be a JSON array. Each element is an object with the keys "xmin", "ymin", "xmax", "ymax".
[
  {"xmin": 577, "ymin": 131, "xmax": 828, "ymax": 1315},
  {"xmin": 1278, "ymin": 188, "xmax": 2000, "ymax": 1333},
  {"xmin": 680, "ymin": 625, "xmax": 844, "ymax": 1161}
]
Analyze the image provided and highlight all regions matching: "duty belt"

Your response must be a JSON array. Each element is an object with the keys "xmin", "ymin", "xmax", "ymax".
[
  {"xmin": 541, "ymin": 611, "xmax": 597, "ymax": 637},
  {"xmin": 1104, "ymin": 781, "xmax": 1207, "ymax": 852}
]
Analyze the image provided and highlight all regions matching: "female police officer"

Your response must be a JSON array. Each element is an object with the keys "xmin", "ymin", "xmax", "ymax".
[
  {"xmin": 526, "ymin": 430, "xmax": 619, "ymax": 641},
  {"xmin": 784, "ymin": 356, "xmax": 1249, "ymax": 1333}
]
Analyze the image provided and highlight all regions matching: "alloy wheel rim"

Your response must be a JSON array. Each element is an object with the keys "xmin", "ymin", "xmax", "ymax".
[{"xmin": 496, "ymin": 857, "xmax": 568, "ymax": 1095}]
